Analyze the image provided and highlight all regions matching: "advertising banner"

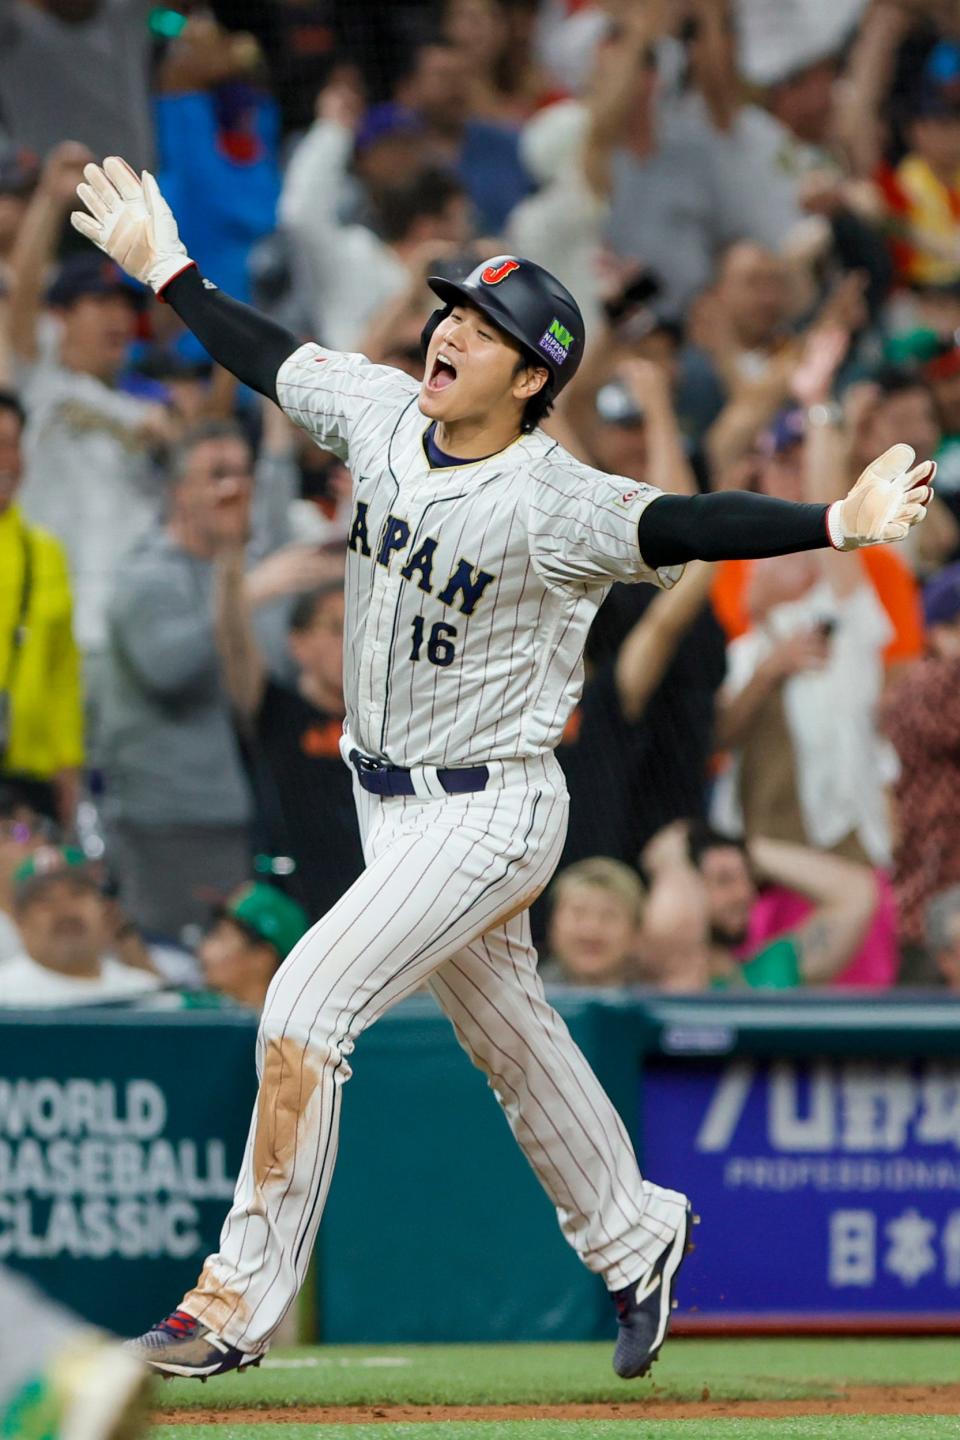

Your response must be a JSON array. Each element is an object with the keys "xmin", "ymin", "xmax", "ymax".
[
  {"xmin": 642, "ymin": 1057, "xmax": 960, "ymax": 1325},
  {"xmin": 0, "ymin": 1013, "xmax": 257, "ymax": 1335}
]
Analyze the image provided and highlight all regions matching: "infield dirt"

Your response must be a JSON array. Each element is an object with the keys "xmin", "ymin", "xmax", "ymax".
[{"xmin": 156, "ymin": 1382, "xmax": 960, "ymax": 1425}]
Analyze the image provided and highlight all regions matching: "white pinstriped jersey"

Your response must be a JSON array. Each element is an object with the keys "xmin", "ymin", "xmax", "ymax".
[{"xmin": 277, "ymin": 343, "xmax": 680, "ymax": 768}]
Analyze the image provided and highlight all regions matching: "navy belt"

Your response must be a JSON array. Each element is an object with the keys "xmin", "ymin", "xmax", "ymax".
[{"xmin": 348, "ymin": 748, "xmax": 489, "ymax": 798}]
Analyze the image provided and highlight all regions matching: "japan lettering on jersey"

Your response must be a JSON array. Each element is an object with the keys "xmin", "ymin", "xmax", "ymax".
[{"xmin": 277, "ymin": 344, "xmax": 681, "ymax": 768}]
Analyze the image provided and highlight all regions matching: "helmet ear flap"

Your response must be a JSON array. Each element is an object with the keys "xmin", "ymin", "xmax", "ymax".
[{"xmin": 420, "ymin": 305, "xmax": 449, "ymax": 362}]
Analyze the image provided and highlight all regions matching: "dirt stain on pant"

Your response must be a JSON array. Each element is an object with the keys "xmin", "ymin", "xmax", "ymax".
[
  {"xmin": 181, "ymin": 1260, "xmax": 251, "ymax": 1337},
  {"xmin": 181, "ymin": 1037, "xmax": 322, "ymax": 1338},
  {"xmin": 252, "ymin": 1034, "xmax": 323, "ymax": 1190}
]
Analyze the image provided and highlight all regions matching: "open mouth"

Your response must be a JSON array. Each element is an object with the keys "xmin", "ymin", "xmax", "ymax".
[{"xmin": 427, "ymin": 351, "xmax": 458, "ymax": 392}]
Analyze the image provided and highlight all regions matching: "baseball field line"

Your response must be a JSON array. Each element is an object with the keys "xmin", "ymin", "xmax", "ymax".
[{"xmin": 155, "ymin": 1383, "xmax": 960, "ymax": 1424}]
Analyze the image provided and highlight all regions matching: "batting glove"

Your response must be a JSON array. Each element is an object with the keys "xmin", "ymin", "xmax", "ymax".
[
  {"xmin": 827, "ymin": 443, "xmax": 936, "ymax": 551},
  {"xmin": 70, "ymin": 157, "xmax": 194, "ymax": 295}
]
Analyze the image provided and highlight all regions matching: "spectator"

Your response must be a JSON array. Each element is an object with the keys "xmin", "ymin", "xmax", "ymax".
[
  {"xmin": 737, "ymin": 0, "xmax": 870, "ymax": 89},
  {"xmin": 102, "ymin": 421, "xmax": 259, "ymax": 940},
  {"xmin": 198, "ymin": 882, "xmax": 310, "ymax": 1010},
  {"xmin": 279, "ymin": 76, "xmax": 472, "ymax": 351},
  {"xmin": 545, "ymin": 367, "xmax": 722, "ymax": 886},
  {"xmin": 711, "ymin": 347, "xmax": 927, "ymax": 675},
  {"xmin": 0, "ymin": 148, "xmax": 39, "ymax": 277},
  {"xmin": 393, "ymin": 39, "xmax": 533, "ymax": 232},
  {"xmin": 0, "ymin": 389, "xmax": 83, "ymax": 826},
  {"xmin": 0, "ymin": 846, "xmax": 160, "ymax": 1007},
  {"xmin": 540, "ymin": 857, "xmax": 645, "ymax": 987},
  {"xmin": 684, "ymin": 241, "xmax": 794, "ymax": 443},
  {"xmin": 582, "ymin": 9, "xmax": 742, "ymax": 319},
  {"xmin": 505, "ymin": 98, "xmax": 606, "ymax": 334},
  {"xmin": 880, "ymin": 91, "xmax": 960, "ymax": 290},
  {"xmin": 848, "ymin": 367, "xmax": 958, "ymax": 571},
  {"xmin": 915, "ymin": 336, "xmax": 960, "ymax": 494},
  {"xmin": 640, "ymin": 822, "xmax": 878, "ymax": 991},
  {"xmin": 0, "ymin": 0, "xmax": 154, "ymax": 170},
  {"xmin": 442, "ymin": 0, "xmax": 555, "ymax": 124},
  {"xmin": 547, "ymin": 559, "xmax": 721, "ymax": 903},
  {"xmin": 0, "ymin": 783, "xmax": 56, "ymax": 962},
  {"xmin": 8, "ymin": 144, "xmax": 170, "ymax": 687},
  {"xmin": 214, "ymin": 547, "xmax": 365, "ymax": 923},
  {"xmin": 155, "ymin": 17, "xmax": 281, "ymax": 318},
  {"xmin": 924, "ymin": 885, "xmax": 960, "ymax": 991},
  {"xmin": 657, "ymin": 3, "xmax": 808, "ymax": 255},
  {"xmin": 881, "ymin": 563, "xmax": 960, "ymax": 983},
  {"xmin": 712, "ymin": 409, "xmax": 899, "ymax": 872}
]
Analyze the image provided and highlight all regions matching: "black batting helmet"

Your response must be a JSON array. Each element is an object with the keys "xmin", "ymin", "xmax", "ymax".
[{"xmin": 423, "ymin": 255, "xmax": 585, "ymax": 394}]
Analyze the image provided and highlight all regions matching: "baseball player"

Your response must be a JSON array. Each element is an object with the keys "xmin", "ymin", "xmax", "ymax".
[{"xmin": 72, "ymin": 158, "xmax": 934, "ymax": 1383}]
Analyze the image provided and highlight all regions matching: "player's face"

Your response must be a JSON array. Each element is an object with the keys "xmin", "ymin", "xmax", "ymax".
[
  {"xmin": 548, "ymin": 884, "xmax": 638, "ymax": 985},
  {"xmin": 420, "ymin": 305, "xmax": 548, "ymax": 432},
  {"xmin": 698, "ymin": 846, "xmax": 756, "ymax": 948}
]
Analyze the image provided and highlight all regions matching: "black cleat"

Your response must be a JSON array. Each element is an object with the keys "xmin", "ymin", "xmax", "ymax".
[
  {"xmin": 612, "ymin": 1205, "xmax": 697, "ymax": 1379},
  {"xmin": 124, "ymin": 1310, "xmax": 264, "ymax": 1380}
]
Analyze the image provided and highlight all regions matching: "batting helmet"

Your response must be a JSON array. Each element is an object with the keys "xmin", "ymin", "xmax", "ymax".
[{"xmin": 423, "ymin": 255, "xmax": 585, "ymax": 394}]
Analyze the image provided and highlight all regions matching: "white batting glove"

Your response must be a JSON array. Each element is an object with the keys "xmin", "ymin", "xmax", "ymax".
[
  {"xmin": 70, "ymin": 156, "xmax": 194, "ymax": 295},
  {"xmin": 827, "ymin": 443, "xmax": 936, "ymax": 550}
]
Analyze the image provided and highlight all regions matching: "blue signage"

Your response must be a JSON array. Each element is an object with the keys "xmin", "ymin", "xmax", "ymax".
[{"xmin": 641, "ymin": 1059, "xmax": 960, "ymax": 1321}]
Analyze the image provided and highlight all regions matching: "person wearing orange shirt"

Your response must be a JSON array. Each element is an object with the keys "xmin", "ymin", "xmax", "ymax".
[{"xmin": 214, "ymin": 551, "xmax": 365, "ymax": 923}]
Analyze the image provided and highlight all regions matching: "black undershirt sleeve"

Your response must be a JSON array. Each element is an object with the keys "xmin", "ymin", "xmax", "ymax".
[
  {"xmin": 162, "ymin": 266, "xmax": 300, "ymax": 403},
  {"xmin": 638, "ymin": 491, "xmax": 832, "ymax": 569}
]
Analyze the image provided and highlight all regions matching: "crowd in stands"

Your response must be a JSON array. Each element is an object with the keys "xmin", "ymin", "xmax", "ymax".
[{"xmin": 2, "ymin": 0, "xmax": 960, "ymax": 1008}]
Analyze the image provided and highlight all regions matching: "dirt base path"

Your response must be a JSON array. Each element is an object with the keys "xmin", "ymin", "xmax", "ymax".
[{"xmin": 157, "ymin": 1383, "xmax": 960, "ymax": 1423}]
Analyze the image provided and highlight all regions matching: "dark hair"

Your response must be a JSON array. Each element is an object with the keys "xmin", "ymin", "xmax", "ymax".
[
  {"xmin": 289, "ymin": 580, "xmax": 343, "ymax": 633},
  {"xmin": 375, "ymin": 167, "xmax": 465, "ymax": 245},
  {"xmin": 0, "ymin": 389, "xmax": 26, "ymax": 432},
  {"xmin": 686, "ymin": 821, "xmax": 749, "ymax": 870},
  {"xmin": 512, "ymin": 352, "xmax": 555, "ymax": 433},
  {"xmin": 397, "ymin": 36, "xmax": 459, "ymax": 87},
  {"xmin": 14, "ymin": 868, "xmax": 101, "ymax": 914},
  {"xmin": 871, "ymin": 365, "xmax": 933, "ymax": 402}
]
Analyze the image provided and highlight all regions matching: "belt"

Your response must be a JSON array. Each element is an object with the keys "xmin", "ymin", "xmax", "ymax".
[{"xmin": 348, "ymin": 748, "xmax": 489, "ymax": 798}]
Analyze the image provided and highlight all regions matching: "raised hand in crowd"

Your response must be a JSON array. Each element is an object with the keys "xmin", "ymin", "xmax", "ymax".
[
  {"xmin": 9, "ymin": 140, "xmax": 94, "ymax": 362},
  {"xmin": 244, "ymin": 545, "xmax": 346, "ymax": 609}
]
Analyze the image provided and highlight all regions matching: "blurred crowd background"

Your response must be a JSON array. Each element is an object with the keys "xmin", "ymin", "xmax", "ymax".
[{"xmin": 1, "ymin": 0, "xmax": 960, "ymax": 1009}]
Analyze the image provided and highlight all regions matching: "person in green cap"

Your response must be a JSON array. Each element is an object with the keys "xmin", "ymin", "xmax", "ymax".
[
  {"xmin": 198, "ymin": 883, "xmax": 310, "ymax": 1011},
  {"xmin": 0, "ymin": 845, "xmax": 162, "ymax": 1007}
]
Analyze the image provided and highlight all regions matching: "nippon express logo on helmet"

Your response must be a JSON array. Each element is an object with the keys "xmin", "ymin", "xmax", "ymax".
[{"xmin": 539, "ymin": 318, "xmax": 574, "ymax": 367}]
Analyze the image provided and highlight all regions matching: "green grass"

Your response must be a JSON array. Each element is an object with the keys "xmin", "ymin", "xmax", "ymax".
[
  {"xmin": 159, "ymin": 1422, "xmax": 960, "ymax": 1440},
  {"xmin": 153, "ymin": 1338, "xmax": 960, "ymax": 1411}
]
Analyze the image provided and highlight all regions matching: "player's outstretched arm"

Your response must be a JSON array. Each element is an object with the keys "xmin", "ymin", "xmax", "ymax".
[
  {"xmin": 70, "ymin": 157, "xmax": 297, "ymax": 402},
  {"xmin": 638, "ymin": 444, "xmax": 935, "ymax": 569}
]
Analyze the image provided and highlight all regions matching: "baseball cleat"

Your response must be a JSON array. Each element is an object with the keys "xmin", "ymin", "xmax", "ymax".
[
  {"xmin": 0, "ymin": 1334, "xmax": 151, "ymax": 1440},
  {"xmin": 611, "ymin": 1205, "xmax": 697, "ymax": 1379},
  {"xmin": 124, "ymin": 1310, "xmax": 263, "ymax": 1380}
]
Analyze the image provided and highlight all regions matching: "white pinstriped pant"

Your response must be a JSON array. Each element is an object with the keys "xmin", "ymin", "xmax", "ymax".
[{"xmin": 180, "ymin": 753, "xmax": 687, "ymax": 1351}]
